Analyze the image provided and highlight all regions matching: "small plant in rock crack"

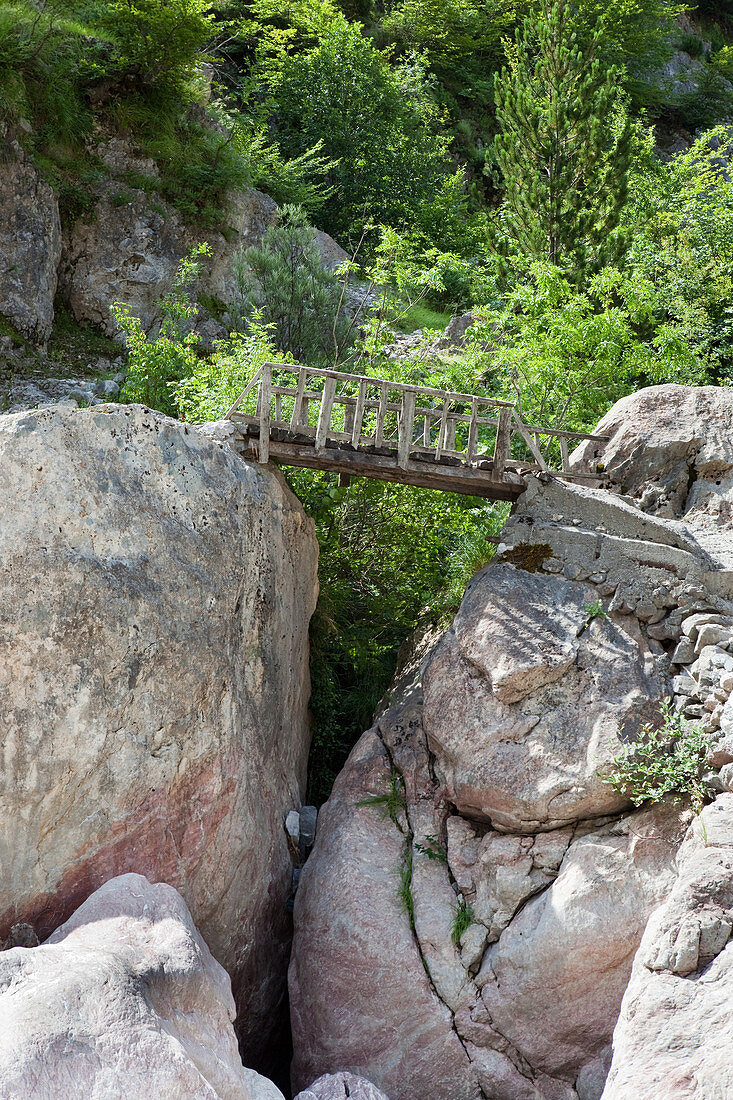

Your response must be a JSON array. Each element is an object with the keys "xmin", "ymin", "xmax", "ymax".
[
  {"xmin": 398, "ymin": 841, "xmax": 415, "ymax": 928},
  {"xmin": 414, "ymin": 835, "xmax": 448, "ymax": 863},
  {"xmin": 356, "ymin": 769, "xmax": 406, "ymax": 826},
  {"xmin": 584, "ymin": 600, "xmax": 607, "ymax": 620},
  {"xmin": 451, "ymin": 898, "xmax": 475, "ymax": 945},
  {"xmin": 603, "ymin": 700, "xmax": 713, "ymax": 814}
]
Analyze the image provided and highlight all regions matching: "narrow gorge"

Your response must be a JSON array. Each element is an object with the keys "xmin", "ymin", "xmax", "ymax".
[{"xmin": 1, "ymin": 385, "xmax": 732, "ymax": 1098}]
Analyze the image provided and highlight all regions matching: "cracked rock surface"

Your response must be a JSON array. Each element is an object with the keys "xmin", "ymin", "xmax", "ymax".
[
  {"xmin": 602, "ymin": 795, "xmax": 733, "ymax": 1098},
  {"xmin": 0, "ymin": 403, "xmax": 318, "ymax": 1068},
  {"xmin": 290, "ymin": 386, "xmax": 733, "ymax": 1100}
]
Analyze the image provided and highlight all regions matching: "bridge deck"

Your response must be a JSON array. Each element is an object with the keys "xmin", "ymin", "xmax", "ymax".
[{"xmin": 226, "ymin": 363, "xmax": 606, "ymax": 500}]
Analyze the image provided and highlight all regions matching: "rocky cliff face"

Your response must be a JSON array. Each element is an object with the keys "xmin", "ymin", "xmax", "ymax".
[
  {"xmin": 0, "ymin": 133, "xmax": 347, "ymax": 347},
  {"xmin": 289, "ymin": 385, "xmax": 733, "ymax": 1100},
  {"xmin": 0, "ymin": 402, "xmax": 318, "ymax": 1068}
]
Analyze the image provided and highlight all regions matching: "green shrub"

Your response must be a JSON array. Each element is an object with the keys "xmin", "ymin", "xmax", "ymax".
[
  {"xmin": 603, "ymin": 701, "xmax": 712, "ymax": 814},
  {"xmin": 451, "ymin": 898, "xmax": 475, "ymax": 945},
  {"xmin": 357, "ymin": 770, "xmax": 407, "ymax": 826},
  {"xmin": 232, "ymin": 205, "xmax": 352, "ymax": 364},
  {"xmin": 95, "ymin": 0, "xmax": 213, "ymax": 92},
  {"xmin": 115, "ymin": 244, "xmax": 210, "ymax": 417},
  {"xmin": 263, "ymin": 14, "xmax": 459, "ymax": 244}
]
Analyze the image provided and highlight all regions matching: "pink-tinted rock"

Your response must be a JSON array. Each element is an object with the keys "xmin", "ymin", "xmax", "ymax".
[
  {"xmin": 289, "ymin": 729, "xmax": 481, "ymax": 1100},
  {"xmin": 289, "ymin": 694, "xmax": 685, "ymax": 1100},
  {"xmin": 0, "ymin": 404, "xmax": 318, "ymax": 1066},
  {"xmin": 0, "ymin": 874, "xmax": 286, "ymax": 1099},
  {"xmin": 294, "ymin": 1072, "xmax": 390, "ymax": 1099},
  {"xmin": 422, "ymin": 564, "xmax": 666, "ymax": 831},
  {"xmin": 602, "ymin": 796, "xmax": 733, "ymax": 1099}
]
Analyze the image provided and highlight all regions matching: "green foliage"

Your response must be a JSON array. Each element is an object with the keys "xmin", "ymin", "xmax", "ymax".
[
  {"xmin": 584, "ymin": 599, "xmax": 607, "ymax": 620},
  {"xmin": 261, "ymin": 14, "xmax": 460, "ymax": 244},
  {"xmin": 414, "ymin": 835, "xmax": 448, "ymax": 862},
  {"xmin": 477, "ymin": 262, "xmax": 707, "ymax": 431},
  {"xmin": 492, "ymin": 0, "xmax": 633, "ymax": 278},
  {"xmin": 96, "ymin": 0, "xmax": 213, "ymax": 92},
  {"xmin": 116, "ymin": 244, "xmax": 210, "ymax": 417},
  {"xmin": 232, "ymin": 205, "xmax": 352, "ymax": 363},
  {"xmin": 628, "ymin": 128, "xmax": 733, "ymax": 381},
  {"xmin": 451, "ymin": 898, "xmax": 475, "ymax": 945},
  {"xmin": 604, "ymin": 701, "xmax": 712, "ymax": 814},
  {"xmin": 357, "ymin": 770, "xmax": 407, "ymax": 826},
  {"xmin": 439, "ymin": 509, "xmax": 508, "ymax": 614},
  {"xmin": 0, "ymin": 0, "xmax": 93, "ymax": 144}
]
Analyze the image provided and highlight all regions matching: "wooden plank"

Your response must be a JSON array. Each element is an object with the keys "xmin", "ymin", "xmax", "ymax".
[
  {"xmin": 467, "ymin": 397, "xmax": 479, "ymax": 463},
  {"xmin": 375, "ymin": 381, "xmax": 389, "ymax": 447},
  {"xmin": 436, "ymin": 397, "xmax": 451, "ymax": 459},
  {"xmin": 290, "ymin": 369, "xmax": 307, "ymax": 429},
  {"xmin": 258, "ymin": 361, "xmax": 272, "ymax": 464},
  {"xmin": 423, "ymin": 412, "xmax": 431, "ymax": 446},
  {"xmin": 352, "ymin": 380, "xmax": 367, "ymax": 446},
  {"xmin": 560, "ymin": 436, "xmax": 570, "ymax": 472},
  {"xmin": 493, "ymin": 406, "xmax": 512, "ymax": 478},
  {"xmin": 235, "ymin": 437, "xmax": 526, "ymax": 500},
  {"xmin": 315, "ymin": 376, "xmax": 337, "ymax": 454},
  {"xmin": 397, "ymin": 390, "xmax": 417, "ymax": 469},
  {"xmin": 512, "ymin": 412, "xmax": 548, "ymax": 472},
  {"xmin": 224, "ymin": 365, "xmax": 263, "ymax": 419},
  {"xmin": 445, "ymin": 418, "xmax": 457, "ymax": 454},
  {"xmin": 274, "ymin": 392, "xmax": 282, "ymax": 423}
]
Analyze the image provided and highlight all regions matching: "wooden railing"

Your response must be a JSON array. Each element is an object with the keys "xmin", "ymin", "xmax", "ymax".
[{"xmin": 225, "ymin": 362, "xmax": 607, "ymax": 479}]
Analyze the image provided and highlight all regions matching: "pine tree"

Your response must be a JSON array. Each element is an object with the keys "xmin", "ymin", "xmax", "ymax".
[{"xmin": 492, "ymin": 0, "xmax": 633, "ymax": 277}]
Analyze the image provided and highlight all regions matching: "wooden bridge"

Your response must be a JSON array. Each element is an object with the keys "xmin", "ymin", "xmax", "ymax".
[{"xmin": 225, "ymin": 362, "xmax": 607, "ymax": 501}]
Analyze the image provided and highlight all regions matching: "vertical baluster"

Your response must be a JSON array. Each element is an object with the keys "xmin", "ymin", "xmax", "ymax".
[
  {"xmin": 560, "ymin": 436, "xmax": 569, "ymax": 473},
  {"xmin": 467, "ymin": 397, "xmax": 479, "ymax": 463},
  {"xmin": 275, "ymin": 392, "xmax": 282, "ymax": 424},
  {"xmin": 375, "ymin": 381, "xmax": 389, "ymax": 447},
  {"xmin": 290, "ymin": 368, "xmax": 307, "ymax": 430},
  {"xmin": 315, "ymin": 376, "xmax": 337, "ymax": 454},
  {"xmin": 258, "ymin": 361, "xmax": 272, "ymax": 464},
  {"xmin": 351, "ymin": 380, "xmax": 367, "ymax": 446},
  {"xmin": 397, "ymin": 390, "xmax": 416, "ymax": 469},
  {"xmin": 423, "ymin": 411, "xmax": 431, "ymax": 446},
  {"xmin": 435, "ymin": 396, "xmax": 450, "ymax": 459},
  {"xmin": 493, "ymin": 406, "xmax": 511, "ymax": 477}
]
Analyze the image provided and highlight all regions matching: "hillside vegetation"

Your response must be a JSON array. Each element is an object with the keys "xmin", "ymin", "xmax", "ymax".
[{"xmin": 3, "ymin": 0, "xmax": 733, "ymax": 795}]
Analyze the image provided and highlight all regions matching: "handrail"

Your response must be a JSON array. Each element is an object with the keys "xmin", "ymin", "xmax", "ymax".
[{"xmin": 226, "ymin": 362, "xmax": 607, "ymax": 480}]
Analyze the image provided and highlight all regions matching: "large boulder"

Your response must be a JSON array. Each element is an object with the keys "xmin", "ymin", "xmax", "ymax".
[
  {"xmin": 295, "ymin": 1073, "xmax": 390, "ymax": 1100},
  {"xmin": 289, "ymin": 729, "xmax": 479, "ymax": 1100},
  {"xmin": 602, "ymin": 795, "xmax": 733, "ymax": 1099},
  {"xmin": 291, "ymin": 385, "xmax": 733, "ymax": 1100},
  {"xmin": 0, "ymin": 873, "xmax": 285, "ymax": 1100},
  {"xmin": 570, "ymin": 384, "xmax": 733, "ymax": 544},
  {"xmin": 0, "ymin": 403, "xmax": 318, "ymax": 1066},
  {"xmin": 290, "ymin": 699, "xmax": 686, "ymax": 1100},
  {"xmin": 422, "ymin": 563, "xmax": 667, "ymax": 832},
  {"xmin": 0, "ymin": 139, "xmax": 62, "ymax": 343}
]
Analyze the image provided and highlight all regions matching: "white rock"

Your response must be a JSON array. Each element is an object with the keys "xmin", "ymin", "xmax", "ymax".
[
  {"xmin": 602, "ymin": 797, "xmax": 733, "ymax": 1099},
  {"xmin": 0, "ymin": 874, "xmax": 286, "ymax": 1100}
]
